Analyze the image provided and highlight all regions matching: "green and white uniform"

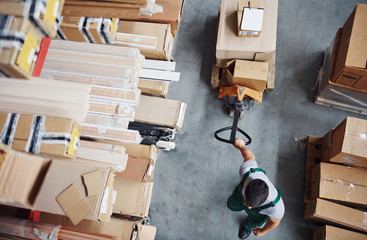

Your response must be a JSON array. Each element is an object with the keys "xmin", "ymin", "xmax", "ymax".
[{"xmin": 227, "ymin": 160, "xmax": 285, "ymax": 230}]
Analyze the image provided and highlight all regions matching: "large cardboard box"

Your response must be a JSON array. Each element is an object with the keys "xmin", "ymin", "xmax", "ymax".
[
  {"xmin": 313, "ymin": 225, "xmax": 367, "ymax": 240},
  {"xmin": 333, "ymin": 4, "xmax": 367, "ymax": 92},
  {"xmin": 135, "ymin": 95, "xmax": 186, "ymax": 130},
  {"xmin": 304, "ymin": 198, "xmax": 367, "ymax": 233},
  {"xmin": 324, "ymin": 117, "xmax": 367, "ymax": 168},
  {"xmin": 0, "ymin": 112, "xmax": 80, "ymax": 159},
  {"xmin": 38, "ymin": 213, "xmax": 157, "ymax": 240},
  {"xmin": 116, "ymin": 143, "xmax": 158, "ymax": 182},
  {"xmin": 224, "ymin": 59, "xmax": 268, "ymax": 92},
  {"xmin": 309, "ymin": 163, "xmax": 367, "ymax": 207},
  {"xmin": 216, "ymin": 0, "xmax": 278, "ymax": 68},
  {"xmin": 113, "ymin": 177, "xmax": 153, "ymax": 218},
  {"xmin": 117, "ymin": 21, "xmax": 173, "ymax": 60},
  {"xmin": 0, "ymin": 0, "xmax": 65, "ymax": 37},
  {"xmin": 0, "ymin": 16, "xmax": 44, "ymax": 79},
  {"xmin": 0, "ymin": 144, "xmax": 51, "ymax": 209},
  {"xmin": 34, "ymin": 159, "xmax": 111, "ymax": 224}
]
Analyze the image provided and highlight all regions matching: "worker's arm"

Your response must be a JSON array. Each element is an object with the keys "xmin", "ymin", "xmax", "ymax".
[
  {"xmin": 233, "ymin": 139, "xmax": 255, "ymax": 162},
  {"xmin": 253, "ymin": 217, "xmax": 282, "ymax": 237}
]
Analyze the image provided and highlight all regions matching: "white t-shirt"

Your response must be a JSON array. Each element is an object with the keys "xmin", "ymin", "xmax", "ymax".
[{"xmin": 239, "ymin": 160, "xmax": 285, "ymax": 219}]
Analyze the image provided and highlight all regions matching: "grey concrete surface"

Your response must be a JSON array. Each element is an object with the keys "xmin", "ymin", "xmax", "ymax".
[{"xmin": 148, "ymin": 0, "xmax": 367, "ymax": 239}]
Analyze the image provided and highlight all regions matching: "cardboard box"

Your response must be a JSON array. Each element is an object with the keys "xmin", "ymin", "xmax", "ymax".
[
  {"xmin": 34, "ymin": 159, "xmax": 111, "ymax": 223},
  {"xmin": 237, "ymin": 1, "xmax": 263, "ymax": 37},
  {"xmin": 113, "ymin": 178, "xmax": 153, "ymax": 218},
  {"xmin": 38, "ymin": 213, "xmax": 156, "ymax": 240},
  {"xmin": 0, "ymin": 144, "xmax": 51, "ymax": 209},
  {"xmin": 333, "ymin": 4, "xmax": 367, "ymax": 92},
  {"xmin": 0, "ymin": 0, "xmax": 65, "ymax": 37},
  {"xmin": 135, "ymin": 95, "xmax": 186, "ymax": 130},
  {"xmin": 0, "ymin": 112, "xmax": 80, "ymax": 159},
  {"xmin": 309, "ymin": 163, "xmax": 367, "ymax": 207},
  {"xmin": 224, "ymin": 59, "xmax": 268, "ymax": 92},
  {"xmin": 304, "ymin": 198, "xmax": 367, "ymax": 233},
  {"xmin": 326, "ymin": 117, "xmax": 367, "ymax": 168},
  {"xmin": 117, "ymin": 21, "xmax": 173, "ymax": 60},
  {"xmin": 116, "ymin": 143, "xmax": 158, "ymax": 182},
  {"xmin": 0, "ymin": 16, "xmax": 44, "ymax": 79},
  {"xmin": 216, "ymin": 0, "xmax": 278, "ymax": 68},
  {"xmin": 313, "ymin": 225, "xmax": 367, "ymax": 240}
]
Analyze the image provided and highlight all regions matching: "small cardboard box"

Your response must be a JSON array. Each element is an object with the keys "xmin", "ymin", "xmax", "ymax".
[
  {"xmin": 0, "ymin": 16, "xmax": 44, "ymax": 79},
  {"xmin": 327, "ymin": 117, "xmax": 367, "ymax": 168},
  {"xmin": 332, "ymin": 4, "xmax": 367, "ymax": 92},
  {"xmin": 237, "ymin": 1, "xmax": 263, "ymax": 37},
  {"xmin": 304, "ymin": 198, "xmax": 367, "ymax": 233},
  {"xmin": 309, "ymin": 162, "xmax": 367, "ymax": 207},
  {"xmin": 224, "ymin": 59, "xmax": 268, "ymax": 92},
  {"xmin": 0, "ymin": 0, "xmax": 65, "ymax": 37},
  {"xmin": 313, "ymin": 225, "xmax": 367, "ymax": 240},
  {"xmin": 0, "ymin": 144, "xmax": 51, "ymax": 209},
  {"xmin": 0, "ymin": 112, "xmax": 80, "ymax": 159}
]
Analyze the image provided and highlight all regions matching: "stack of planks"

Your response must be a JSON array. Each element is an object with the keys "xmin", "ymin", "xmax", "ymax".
[
  {"xmin": 41, "ymin": 39, "xmax": 144, "ymax": 145},
  {"xmin": 0, "ymin": 77, "xmax": 90, "ymax": 122}
]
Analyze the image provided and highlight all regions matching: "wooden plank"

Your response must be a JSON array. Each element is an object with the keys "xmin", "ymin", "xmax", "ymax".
[
  {"xmin": 50, "ymin": 39, "xmax": 141, "ymax": 59},
  {"xmin": 80, "ymin": 125, "xmax": 141, "ymax": 143},
  {"xmin": 138, "ymin": 79, "xmax": 169, "ymax": 98},
  {"xmin": 88, "ymin": 101, "xmax": 135, "ymax": 119},
  {"xmin": 90, "ymin": 86, "xmax": 140, "ymax": 105},
  {"xmin": 143, "ymin": 60, "xmax": 176, "ymax": 71},
  {"xmin": 65, "ymin": 1, "xmax": 146, "ymax": 8},
  {"xmin": 41, "ymin": 70, "xmax": 138, "ymax": 89},
  {"xmin": 115, "ymin": 33, "xmax": 157, "ymax": 49},
  {"xmin": 62, "ymin": 4, "xmax": 141, "ymax": 19},
  {"xmin": 83, "ymin": 113, "xmax": 130, "ymax": 129},
  {"xmin": 315, "ymin": 96, "xmax": 367, "ymax": 115}
]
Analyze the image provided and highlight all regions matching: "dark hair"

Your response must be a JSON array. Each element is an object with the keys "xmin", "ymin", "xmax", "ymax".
[{"xmin": 245, "ymin": 179, "xmax": 269, "ymax": 208}]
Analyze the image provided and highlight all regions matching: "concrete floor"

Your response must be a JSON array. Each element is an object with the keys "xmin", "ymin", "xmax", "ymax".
[{"xmin": 149, "ymin": 0, "xmax": 367, "ymax": 239}]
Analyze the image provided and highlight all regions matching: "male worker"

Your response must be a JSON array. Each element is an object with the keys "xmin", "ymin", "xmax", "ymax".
[{"xmin": 227, "ymin": 139, "xmax": 285, "ymax": 239}]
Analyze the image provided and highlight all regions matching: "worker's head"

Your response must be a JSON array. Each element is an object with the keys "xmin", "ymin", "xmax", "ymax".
[{"xmin": 244, "ymin": 179, "xmax": 269, "ymax": 208}]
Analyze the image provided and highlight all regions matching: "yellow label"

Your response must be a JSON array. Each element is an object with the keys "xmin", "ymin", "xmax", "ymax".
[
  {"xmin": 67, "ymin": 127, "xmax": 80, "ymax": 157},
  {"xmin": 44, "ymin": 0, "xmax": 60, "ymax": 25},
  {"xmin": 111, "ymin": 18, "xmax": 118, "ymax": 36},
  {"xmin": 16, "ymin": 33, "xmax": 38, "ymax": 73}
]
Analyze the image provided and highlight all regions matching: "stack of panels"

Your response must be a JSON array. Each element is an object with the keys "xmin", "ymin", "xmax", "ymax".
[
  {"xmin": 0, "ymin": 77, "xmax": 90, "ymax": 122},
  {"xmin": 40, "ymin": 39, "xmax": 144, "ymax": 144},
  {"xmin": 58, "ymin": 16, "xmax": 119, "ymax": 44}
]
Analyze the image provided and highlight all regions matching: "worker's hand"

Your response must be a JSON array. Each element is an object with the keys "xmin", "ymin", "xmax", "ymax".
[
  {"xmin": 253, "ymin": 227, "xmax": 266, "ymax": 237},
  {"xmin": 233, "ymin": 139, "xmax": 245, "ymax": 149}
]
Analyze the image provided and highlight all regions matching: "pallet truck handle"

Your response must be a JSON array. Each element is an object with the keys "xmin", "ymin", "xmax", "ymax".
[{"xmin": 214, "ymin": 110, "xmax": 251, "ymax": 145}]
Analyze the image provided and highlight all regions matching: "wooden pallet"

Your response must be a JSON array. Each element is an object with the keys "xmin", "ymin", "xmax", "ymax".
[
  {"xmin": 315, "ymin": 96, "xmax": 367, "ymax": 115},
  {"xmin": 304, "ymin": 136, "xmax": 323, "ymax": 202}
]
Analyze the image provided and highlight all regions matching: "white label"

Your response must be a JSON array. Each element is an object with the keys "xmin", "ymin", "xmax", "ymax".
[
  {"xmin": 241, "ymin": 7, "xmax": 264, "ymax": 31},
  {"xmin": 99, "ymin": 187, "xmax": 109, "ymax": 214},
  {"xmin": 240, "ymin": 31, "xmax": 259, "ymax": 36},
  {"xmin": 27, "ymin": 48, "xmax": 35, "ymax": 64}
]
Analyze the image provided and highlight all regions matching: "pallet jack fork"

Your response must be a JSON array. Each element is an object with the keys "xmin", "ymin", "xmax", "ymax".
[{"xmin": 214, "ymin": 85, "xmax": 263, "ymax": 145}]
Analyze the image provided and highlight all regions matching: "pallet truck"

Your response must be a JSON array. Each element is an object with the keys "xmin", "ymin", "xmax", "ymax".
[{"xmin": 214, "ymin": 85, "xmax": 262, "ymax": 145}]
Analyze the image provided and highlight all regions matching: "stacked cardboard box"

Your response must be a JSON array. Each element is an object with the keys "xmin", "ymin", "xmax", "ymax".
[
  {"xmin": 0, "ymin": 0, "xmax": 65, "ymax": 79},
  {"xmin": 212, "ymin": 0, "xmax": 278, "ymax": 94},
  {"xmin": 304, "ymin": 116, "xmax": 367, "ymax": 236},
  {"xmin": 315, "ymin": 4, "xmax": 367, "ymax": 114}
]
